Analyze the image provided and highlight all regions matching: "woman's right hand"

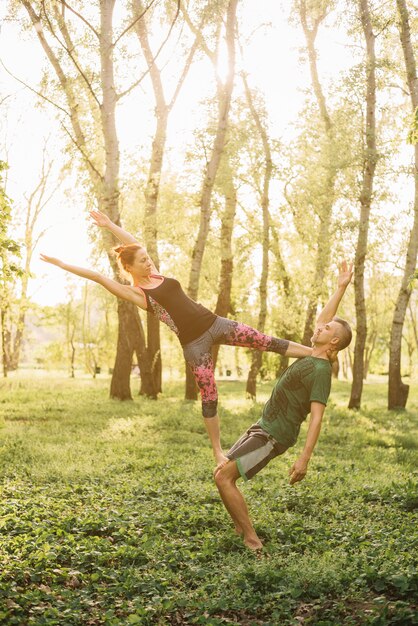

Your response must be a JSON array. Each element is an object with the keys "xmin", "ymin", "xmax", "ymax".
[
  {"xmin": 90, "ymin": 210, "xmax": 112, "ymax": 228},
  {"xmin": 40, "ymin": 254, "xmax": 63, "ymax": 268}
]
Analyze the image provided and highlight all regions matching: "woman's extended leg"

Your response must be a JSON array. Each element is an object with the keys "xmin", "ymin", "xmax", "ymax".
[
  {"xmin": 218, "ymin": 319, "xmax": 312, "ymax": 358},
  {"xmin": 222, "ymin": 320, "xmax": 289, "ymax": 353}
]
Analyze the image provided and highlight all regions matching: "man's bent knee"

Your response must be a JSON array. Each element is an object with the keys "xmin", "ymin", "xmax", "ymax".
[{"xmin": 214, "ymin": 460, "xmax": 239, "ymax": 487}]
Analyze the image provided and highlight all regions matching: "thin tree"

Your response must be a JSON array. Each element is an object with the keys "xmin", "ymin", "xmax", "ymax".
[
  {"xmin": 297, "ymin": 0, "xmax": 336, "ymax": 346},
  {"xmin": 6, "ymin": 144, "xmax": 58, "ymax": 370},
  {"xmin": 388, "ymin": 0, "xmax": 418, "ymax": 409},
  {"xmin": 348, "ymin": 0, "xmax": 377, "ymax": 409},
  {"xmin": 133, "ymin": 0, "xmax": 200, "ymax": 394},
  {"xmin": 211, "ymin": 160, "xmax": 237, "ymax": 369},
  {"xmin": 182, "ymin": 0, "xmax": 238, "ymax": 399},
  {"xmin": 242, "ymin": 77, "xmax": 272, "ymax": 399},
  {"xmin": 17, "ymin": 0, "xmax": 165, "ymax": 399}
]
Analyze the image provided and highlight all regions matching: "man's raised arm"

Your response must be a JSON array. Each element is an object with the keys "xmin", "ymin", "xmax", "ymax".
[{"xmin": 316, "ymin": 260, "xmax": 353, "ymax": 325}]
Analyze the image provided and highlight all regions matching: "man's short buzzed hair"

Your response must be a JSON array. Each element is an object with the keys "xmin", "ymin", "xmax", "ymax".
[{"xmin": 333, "ymin": 317, "xmax": 352, "ymax": 351}]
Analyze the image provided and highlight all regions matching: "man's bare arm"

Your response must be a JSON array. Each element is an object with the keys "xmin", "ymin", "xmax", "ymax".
[
  {"xmin": 288, "ymin": 401, "xmax": 325, "ymax": 484},
  {"xmin": 316, "ymin": 260, "xmax": 353, "ymax": 325}
]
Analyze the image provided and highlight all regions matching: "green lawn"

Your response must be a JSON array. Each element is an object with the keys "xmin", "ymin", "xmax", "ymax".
[{"xmin": 0, "ymin": 373, "xmax": 417, "ymax": 625}]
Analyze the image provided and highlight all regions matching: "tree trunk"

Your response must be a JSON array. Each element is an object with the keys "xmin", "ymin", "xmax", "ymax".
[
  {"xmin": 348, "ymin": 0, "xmax": 377, "ymax": 409},
  {"xmin": 212, "ymin": 165, "xmax": 237, "ymax": 369},
  {"xmin": 134, "ymin": 2, "xmax": 167, "ymax": 394},
  {"xmin": 388, "ymin": 0, "xmax": 418, "ymax": 409},
  {"xmin": 243, "ymin": 77, "xmax": 272, "ymax": 399},
  {"xmin": 21, "ymin": 0, "xmax": 148, "ymax": 400},
  {"xmin": 1, "ymin": 308, "xmax": 8, "ymax": 378},
  {"xmin": 185, "ymin": 0, "xmax": 238, "ymax": 400},
  {"xmin": 298, "ymin": 2, "xmax": 336, "ymax": 345}
]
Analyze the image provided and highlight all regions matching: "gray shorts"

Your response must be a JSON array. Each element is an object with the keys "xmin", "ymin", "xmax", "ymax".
[{"xmin": 227, "ymin": 424, "xmax": 288, "ymax": 481}]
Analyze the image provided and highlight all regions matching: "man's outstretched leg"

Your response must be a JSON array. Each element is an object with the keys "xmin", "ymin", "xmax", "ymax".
[{"xmin": 214, "ymin": 460, "xmax": 263, "ymax": 551}]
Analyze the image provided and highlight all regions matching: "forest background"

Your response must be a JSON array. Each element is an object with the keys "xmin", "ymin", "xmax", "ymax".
[
  {"xmin": 1, "ymin": 0, "xmax": 418, "ymax": 411},
  {"xmin": 1, "ymin": 1, "xmax": 418, "ymax": 624}
]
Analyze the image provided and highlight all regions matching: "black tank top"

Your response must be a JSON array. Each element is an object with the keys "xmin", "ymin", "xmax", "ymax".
[{"xmin": 138, "ymin": 276, "xmax": 216, "ymax": 345}]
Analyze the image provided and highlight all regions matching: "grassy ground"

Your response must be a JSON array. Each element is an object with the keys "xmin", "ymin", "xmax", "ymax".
[{"xmin": 0, "ymin": 373, "xmax": 417, "ymax": 625}]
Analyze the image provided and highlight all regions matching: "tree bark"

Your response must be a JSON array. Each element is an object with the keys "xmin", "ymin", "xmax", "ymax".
[
  {"xmin": 348, "ymin": 0, "xmax": 377, "ymax": 409},
  {"xmin": 1, "ymin": 308, "xmax": 8, "ymax": 378},
  {"xmin": 185, "ymin": 0, "xmax": 238, "ymax": 400},
  {"xmin": 388, "ymin": 0, "xmax": 418, "ymax": 409},
  {"xmin": 20, "ymin": 0, "xmax": 149, "ymax": 399},
  {"xmin": 212, "ymin": 164, "xmax": 237, "ymax": 369},
  {"xmin": 298, "ymin": 1, "xmax": 336, "ymax": 346},
  {"xmin": 243, "ymin": 78, "xmax": 272, "ymax": 399}
]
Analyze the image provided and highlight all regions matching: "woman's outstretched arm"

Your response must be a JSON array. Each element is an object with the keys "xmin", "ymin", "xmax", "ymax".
[
  {"xmin": 90, "ymin": 210, "xmax": 139, "ymax": 245},
  {"xmin": 40, "ymin": 254, "xmax": 146, "ymax": 309},
  {"xmin": 89, "ymin": 210, "xmax": 159, "ymax": 274}
]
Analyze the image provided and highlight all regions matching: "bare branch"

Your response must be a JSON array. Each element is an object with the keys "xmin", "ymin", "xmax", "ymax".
[
  {"xmin": 180, "ymin": 2, "xmax": 215, "ymax": 63},
  {"xmin": 118, "ymin": 0, "xmax": 181, "ymax": 101},
  {"xmin": 59, "ymin": 0, "xmax": 99, "ymax": 39},
  {"xmin": 0, "ymin": 57, "xmax": 71, "ymax": 119},
  {"xmin": 113, "ymin": 0, "xmax": 159, "ymax": 48},
  {"xmin": 168, "ymin": 33, "xmax": 200, "ymax": 111},
  {"xmin": 59, "ymin": 121, "xmax": 104, "ymax": 183},
  {"xmin": 40, "ymin": 1, "xmax": 100, "ymax": 107}
]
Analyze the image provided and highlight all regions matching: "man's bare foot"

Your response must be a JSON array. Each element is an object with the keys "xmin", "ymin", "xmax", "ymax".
[{"xmin": 244, "ymin": 536, "xmax": 263, "ymax": 551}]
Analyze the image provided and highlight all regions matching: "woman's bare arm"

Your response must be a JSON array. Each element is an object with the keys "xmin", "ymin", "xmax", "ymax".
[
  {"xmin": 89, "ymin": 210, "xmax": 139, "ymax": 245},
  {"xmin": 40, "ymin": 254, "xmax": 146, "ymax": 309},
  {"xmin": 89, "ymin": 210, "xmax": 159, "ymax": 274}
]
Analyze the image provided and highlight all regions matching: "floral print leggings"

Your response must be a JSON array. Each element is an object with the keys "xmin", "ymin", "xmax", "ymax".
[{"xmin": 182, "ymin": 316, "xmax": 289, "ymax": 417}]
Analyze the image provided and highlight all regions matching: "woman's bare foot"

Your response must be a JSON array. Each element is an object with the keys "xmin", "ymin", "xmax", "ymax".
[{"xmin": 213, "ymin": 456, "xmax": 230, "ymax": 477}]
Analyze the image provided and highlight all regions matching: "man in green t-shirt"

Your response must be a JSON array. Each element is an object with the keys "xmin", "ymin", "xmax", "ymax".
[{"xmin": 214, "ymin": 262, "xmax": 353, "ymax": 552}]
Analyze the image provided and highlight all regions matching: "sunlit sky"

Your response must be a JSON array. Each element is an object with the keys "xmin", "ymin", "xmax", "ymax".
[{"xmin": 0, "ymin": 1, "xmax": 412, "ymax": 305}]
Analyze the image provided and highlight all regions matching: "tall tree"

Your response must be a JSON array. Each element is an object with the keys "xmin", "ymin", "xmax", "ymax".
[
  {"xmin": 182, "ymin": 0, "xmax": 238, "ymax": 399},
  {"xmin": 348, "ymin": 0, "xmax": 377, "ymax": 409},
  {"xmin": 133, "ymin": 0, "xmax": 199, "ymax": 394},
  {"xmin": 0, "ymin": 161, "xmax": 23, "ymax": 378},
  {"xmin": 388, "ymin": 0, "xmax": 418, "ymax": 409},
  {"xmin": 211, "ymin": 159, "xmax": 237, "ymax": 369},
  {"xmin": 18, "ymin": 0, "xmax": 159, "ymax": 399},
  {"xmin": 297, "ymin": 0, "xmax": 337, "ymax": 346},
  {"xmin": 242, "ymin": 77, "xmax": 272, "ymax": 399},
  {"xmin": 6, "ymin": 145, "xmax": 57, "ymax": 371}
]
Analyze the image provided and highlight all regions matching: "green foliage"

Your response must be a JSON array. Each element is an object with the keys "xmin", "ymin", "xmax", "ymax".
[
  {"xmin": 0, "ymin": 376, "xmax": 417, "ymax": 625},
  {"xmin": 0, "ymin": 161, "xmax": 22, "ymax": 286},
  {"xmin": 407, "ymin": 107, "xmax": 418, "ymax": 146}
]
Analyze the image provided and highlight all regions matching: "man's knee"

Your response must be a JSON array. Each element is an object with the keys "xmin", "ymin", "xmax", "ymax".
[{"xmin": 214, "ymin": 460, "xmax": 239, "ymax": 487}]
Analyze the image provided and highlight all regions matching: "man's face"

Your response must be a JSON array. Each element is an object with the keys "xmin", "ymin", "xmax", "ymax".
[{"xmin": 311, "ymin": 320, "xmax": 340, "ymax": 347}]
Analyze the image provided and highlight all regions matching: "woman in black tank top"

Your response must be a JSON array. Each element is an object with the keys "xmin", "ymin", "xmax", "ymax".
[{"xmin": 41, "ymin": 210, "xmax": 313, "ymax": 465}]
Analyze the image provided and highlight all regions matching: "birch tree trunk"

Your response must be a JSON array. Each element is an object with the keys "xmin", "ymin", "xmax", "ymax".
[
  {"xmin": 388, "ymin": 0, "xmax": 418, "ymax": 409},
  {"xmin": 348, "ymin": 0, "xmax": 377, "ymax": 409},
  {"xmin": 184, "ymin": 0, "xmax": 238, "ymax": 399},
  {"xmin": 212, "ymin": 163, "xmax": 237, "ymax": 369},
  {"xmin": 20, "ymin": 0, "xmax": 152, "ymax": 399},
  {"xmin": 243, "ymin": 78, "xmax": 272, "ymax": 399},
  {"xmin": 134, "ymin": 2, "xmax": 200, "ymax": 395},
  {"xmin": 298, "ymin": 1, "xmax": 336, "ymax": 346},
  {"xmin": 8, "ymin": 150, "xmax": 56, "ymax": 370}
]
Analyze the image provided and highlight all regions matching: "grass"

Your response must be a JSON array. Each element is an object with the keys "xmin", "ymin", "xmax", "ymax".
[{"xmin": 0, "ymin": 373, "xmax": 417, "ymax": 625}]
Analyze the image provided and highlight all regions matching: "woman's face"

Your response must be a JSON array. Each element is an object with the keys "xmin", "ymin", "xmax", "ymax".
[{"xmin": 128, "ymin": 248, "xmax": 153, "ymax": 277}]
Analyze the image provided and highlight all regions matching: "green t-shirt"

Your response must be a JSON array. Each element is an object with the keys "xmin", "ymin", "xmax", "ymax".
[{"xmin": 258, "ymin": 356, "xmax": 332, "ymax": 448}]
